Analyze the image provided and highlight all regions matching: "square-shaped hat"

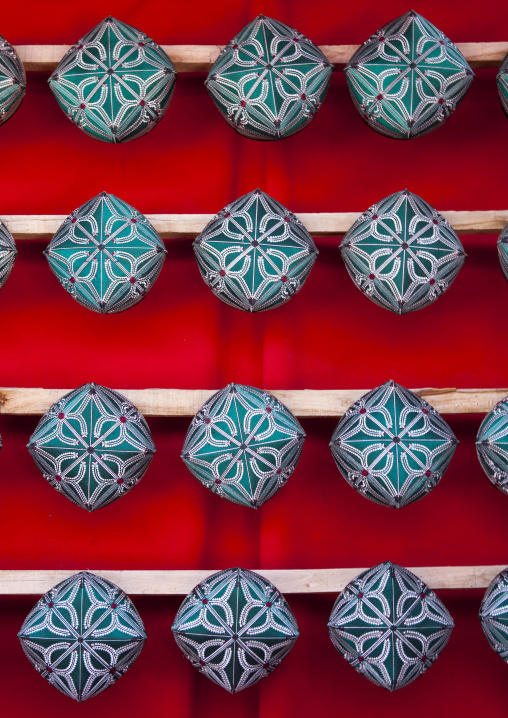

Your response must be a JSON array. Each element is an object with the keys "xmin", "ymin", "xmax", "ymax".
[
  {"xmin": 28, "ymin": 383, "xmax": 155, "ymax": 511},
  {"xmin": 49, "ymin": 16, "xmax": 177, "ymax": 143},
  {"xmin": 172, "ymin": 567, "xmax": 299, "ymax": 693},
  {"xmin": 327, "ymin": 561, "xmax": 454, "ymax": 691},
  {"xmin": 18, "ymin": 571, "xmax": 146, "ymax": 701},
  {"xmin": 206, "ymin": 15, "xmax": 332, "ymax": 140},
  {"xmin": 345, "ymin": 11, "xmax": 473, "ymax": 139}
]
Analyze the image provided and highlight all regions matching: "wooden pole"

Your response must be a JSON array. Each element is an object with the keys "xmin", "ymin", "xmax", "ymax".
[
  {"xmin": 1, "ymin": 210, "xmax": 507, "ymax": 240},
  {"xmin": 14, "ymin": 42, "xmax": 508, "ymax": 72},
  {"xmin": 0, "ymin": 387, "xmax": 505, "ymax": 417},
  {"xmin": 0, "ymin": 565, "xmax": 504, "ymax": 595}
]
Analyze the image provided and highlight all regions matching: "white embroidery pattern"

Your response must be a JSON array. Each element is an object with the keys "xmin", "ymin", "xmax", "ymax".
[
  {"xmin": 172, "ymin": 567, "xmax": 299, "ymax": 693},
  {"xmin": 28, "ymin": 382, "xmax": 155, "ymax": 511},
  {"xmin": 328, "ymin": 562, "xmax": 454, "ymax": 691},
  {"xmin": 18, "ymin": 571, "xmax": 146, "ymax": 702},
  {"xmin": 330, "ymin": 380, "xmax": 458, "ymax": 508},
  {"xmin": 182, "ymin": 383, "xmax": 305, "ymax": 508}
]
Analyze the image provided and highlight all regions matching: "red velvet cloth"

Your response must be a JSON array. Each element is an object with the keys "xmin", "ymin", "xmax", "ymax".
[{"xmin": 0, "ymin": 1, "xmax": 507, "ymax": 715}]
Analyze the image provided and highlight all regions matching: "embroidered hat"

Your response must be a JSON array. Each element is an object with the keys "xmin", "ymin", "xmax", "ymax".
[
  {"xmin": 194, "ymin": 189, "xmax": 318, "ymax": 312},
  {"xmin": 497, "ymin": 53, "xmax": 508, "ymax": 117},
  {"xmin": 0, "ymin": 34, "xmax": 26, "ymax": 126},
  {"xmin": 476, "ymin": 393, "xmax": 508, "ymax": 496},
  {"xmin": 479, "ymin": 566, "xmax": 508, "ymax": 662},
  {"xmin": 18, "ymin": 571, "xmax": 146, "ymax": 701},
  {"xmin": 340, "ymin": 190, "xmax": 465, "ymax": 314},
  {"xmin": 44, "ymin": 192, "xmax": 166, "ymax": 314},
  {"xmin": 497, "ymin": 222, "xmax": 508, "ymax": 283},
  {"xmin": 49, "ymin": 16, "xmax": 177, "ymax": 143},
  {"xmin": 327, "ymin": 561, "xmax": 454, "ymax": 691},
  {"xmin": 182, "ymin": 383, "xmax": 305, "ymax": 508},
  {"xmin": 206, "ymin": 15, "xmax": 332, "ymax": 140},
  {"xmin": 28, "ymin": 382, "xmax": 155, "ymax": 511},
  {"xmin": 345, "ymin": 10, "xmax": 473, "ymax": 139},
  {"xmin": 0, "ymin": 219, "xmax": 17, "ymax": 290},
  {"xmin": 172, "ymin": 567, "xmax": 299, "ymax": 693},
  {"xmin": 330, "ymin": 380, "xmax": 458, "ymax": 508}
]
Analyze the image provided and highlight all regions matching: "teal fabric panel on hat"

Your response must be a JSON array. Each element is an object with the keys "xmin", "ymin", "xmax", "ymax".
[
  {"xmin": 0, "ymin": 218, "xmax": 17, "ymax": 291},
  {"xmin": 329, "ymin": 380, "xmax": 458, "ymax": 508},
  {"xmin": 205, "ymin": 15, "xmax": 332, "ymax": 140},
  {"xmin": 27, "ymin": 382, "xmax": 155, "ymax": 511},
  {"xmin": 194, "ymin": 189, "xmax": 318, "ymax": 312},
  {"xmin": 48, "ymin": 16, "xmax": 177, "ymax": 143},
  {"xmin": 476, "ymin": 394, "xmax": 508, "ymax": 495},
  {"xmin": 44, "ymin": 192, "xmax": 167, "ymax": 314},
  {"xmin": 172, "ymin": 567, "xmax": 299, "ymax": 693},
  {"xmin": 497, "ymin": 53, "xmax": 508, "ymax": 117},
  {"xmin": 0, "ymin": 34, "xmax": 26, "ymax": 126},
  {"xmin": 182, "ymin": 383, "xmax": 305, "ymax": 508},
  {"xmin": 340, "ymin": 189, "xmax": 466, "ymax": 314},
  {"xmin": 479, "ymin": 567, "xmax": 508, "ymax": 662},
  {"xmin": 345, "ymin": 11, "xmax": 473, "ymax": 139},
  {"xmin": 327, "ymin": 561, "xmax": 454, "ymax": 691},
  {"xmin": 18, "ymin": 571, "xmax": 146, "ymax": 702}
]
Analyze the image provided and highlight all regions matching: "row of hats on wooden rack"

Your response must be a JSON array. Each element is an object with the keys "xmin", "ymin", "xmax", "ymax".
[
  {"xmin": 1, "ymin": 12, "xmax": 507, "ymax": 143},
  {"xmin": 4, "ymin": 380, "xmax": 507, "ymax": 512},
  {"xmin": 0, "ymin": 189, "xmax": 505, "ymax": 315},
  {"xmin": 15, "ymin": 562, "xmax": 508, "ymax": 700}
]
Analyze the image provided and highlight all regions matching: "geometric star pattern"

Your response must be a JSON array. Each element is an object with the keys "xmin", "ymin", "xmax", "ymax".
[
  {"xmin": 181, "ymin": 383, "xmax": 305, "ymax": 508},
  {"xmin": 0, "ymin": 33, "xmax": 26, "ymax": 127},
  {"xmin": 345, "ymin": 10, "xmax": 473, "ymax": 139},
  {"xmin": 329, "ymin": 381, "xmax": 458, "ymax": 509},
  {"xmin": 497, "ymin": 222, "xmax": 508, "ymax": 284},
  {"xmin": 27, "ymin": 383, "xmax": 156, "ymax": 512},
  {"xmin": 172, "ymin": 567, "xmax": 299, "ymax": 693},
  {"xmin": 194, "ymin": 189, "xmax": 318, "ymax": 312},
  {"xmin": 476, "ymin": 393, "xmax": 508, "ymax": 497},
  {"xmin": 49, "ymin": 16, "xmax": 177, "ymax": 143},
  {"xmin": 497, "ymin": 52, "xmax": 508, "ymax": 119},
  {"xmin": 0, "ymin": 219, "xmax": 17, "ymax": 291},
  {"xmin": 479, "ymin": 566, "xmax": 508, "ymax": 663},
  {"xmin": 18, "ymin": 571, "xmax": 146, "ymax": 702},
  {"xmin": 340, "ymin": 190, "xmax": 466, "ymax": 314},
  {"xmin": 205, "ymin": 15, "xmax": 332, "ymax": 140},
  {"xmin": 327, "ymin": 562, "xmax": 454, "ymax": 691},
  {"xmin": 44, "ymin": 192, "xmax": 167, "ymax": 314}
]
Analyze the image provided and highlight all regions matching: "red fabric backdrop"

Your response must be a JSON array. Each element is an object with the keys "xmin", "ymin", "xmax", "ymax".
[{"xmin": 0, "ymin": 0, "xmax": 507, "ymax": 715}]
